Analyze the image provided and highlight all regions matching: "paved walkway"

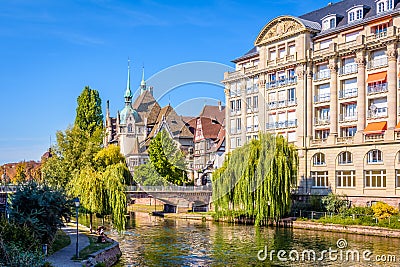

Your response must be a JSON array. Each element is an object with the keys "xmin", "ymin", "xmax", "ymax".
[{"xmin": 47, "ymin": 225, "xmax": 90, "ymax": 267}]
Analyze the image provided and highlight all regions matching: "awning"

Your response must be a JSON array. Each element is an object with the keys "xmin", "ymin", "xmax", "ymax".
[
  {"xmin": 364, "ymin": 121, "xmax": 387, "ymax": 134},
  {"xmin": 366, "ymin": 72, "xmax": 387, "ymax": 83},
  {"xmin": 395, "ymin": 121, "xmax": 400, "ymax": 131}
]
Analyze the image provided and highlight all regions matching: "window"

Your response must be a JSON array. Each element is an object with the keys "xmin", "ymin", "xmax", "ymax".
[
  {"xmin": 230, "ymin": 100, "xmax": 235, "ymax": 113},
  {"xmin": 311, "ymin": 171, "xmax": 329, "ymax": 188},
  {"xmin": 279, "ymin": 47, "xmax": 286, "ymax": 58},
  {"xmin": 253, "ymin": 96, "xmax": 258, "ymax": 110},
  {"xmin": 236, "ymin": 118, "xmax": 242, "ymax": 132},
  {"xmin": 230, "ymin": 119, "xmax": 235, "ymax": 134},
  {"xmin": 246, "ymin": 116, "xmax": 253, "ymax": 131},
  {"xmin": 365, "ymin": 170, "xmax": 386, "ymax": 188},
  {"xmin": 330, "ymin": 18, "xmax": 336, "ymax": 29},
  {"xmin": 349, "ymin": 12, "xmax": 355, "ymax": 22},
  {"xmin": 128, "ymin": 124, "xmax": 133, "ymax": 133},
  {"xmin": 313, "ymin": 153, "xmax": 326, "ymax": 166},
  {"xmin": 356, "ymin": 9, "xmax": 363, "ymax": 19},
  {"xmin": 254, "ymin": 115, "xmax": 259, "ymax": 131},
  {"xmin": 337, "ymin": 170, "xmax": 356, "ymax": 187},
  {"xmin": 378, "ymin": 1, "xmax": 385, "ymax": 12},
  {"xmin": 315, "ymin": 129, "xmax": 330, "ymax": 139},
  {"xmin": 396, "ymin": 170, "xmax": 400, "ymax": 187},
  {"xmin": 270, "ymin": 50, "xmax": 276, "ymax": 60},
  {"xmin": 269, "ymin": 73, "xmax": 276, "ymax": 82},
  {"xmin": 320, "ymin": 39, "xmax": 332, "ymax": 50},
  {"xmin": 246, "ymin": 97, "xmax": 252, "ymax": 111},
  {"xmin": 288, "ymin": 88, "xmax": 296, "ymax": 103},
  {"xmin": 236, "ymin": 137, "xmax": 242, "ymax": 147},
  {"xmin": 341, "ymin": 126, "xmax": 357, "ymax": 137},
  {"xmin": 288, "ymin": 131, "xmax": 296, "ymax": 142},
  {"xmin": 338, "ymin": 151, "xmax": 353, "ymax": 164},
  {"xmin": 230, "ymin": 82, "xmax": 237, "ymax": 96},
  {"xmin": 230, "ymin": 137, "xmax": 236, "ymax": 149},
  {"xmin": 367, "ymin": 149, "xmax": 383, "ymax": 163},
  {"xmin": 289, "ymin": 44, "xmax": 295, "ymax": 55},
  {"xmin": 236, "ymin": 99, "xmax": 241, "ymax": 111},
  {"xmin": 345, "ymin": 32, "xmax": 359, "ymax": 43}
]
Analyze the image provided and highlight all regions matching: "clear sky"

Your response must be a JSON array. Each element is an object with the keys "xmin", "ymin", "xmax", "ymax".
[{"xmin": 0, "ymin": 0, "xmax": 329, "ymax": 164}]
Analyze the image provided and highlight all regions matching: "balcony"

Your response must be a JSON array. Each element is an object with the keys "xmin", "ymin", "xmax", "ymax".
[
  {"xmin": 338, "ymin": 40, "xmax": 357, "ymax": 51},
  {"xmin": 314, "ymin": 93, "xmax": 331, "ymax": 103},
  {"xmin": 364, "ymin": 133, "xmax": 385, "ymax": 142},
  {"xmin": 338, "ymin": 88, "xmax": 357, "ymax": 99},
  {"xmin": 339, "ymin": 64, "xmax": 357, "ymax": 75},
  {"xmin": 244, "ymin": 65, "xmax": 258, "ymax": 74},
  {"xmin": 366, "ymin": 30, "xmax": 387, "ymax": 42},
  {"xmin": 336, "ymin": 136, "xmax": 354, "ymax": 144},
  {"xmin": 314, "ymin": 116, "xmax": 330, "ymax": 126},
  {"xmin": 367, "ymin": 107, "xmax": 388, "ymax": 119},
  {"xmin": 266, "ymin": 120, "xmax": 297, "ymax": 129},
  {"xmin": 310, "ymin": 138, "xmax": 327, "ymax": 146},
  {"xmin": 265, "ymin": 77, "xmax": 297, "ymax": 89},
  {"xmin": 367, "ymin": 83, "xmax": 388, "ymax": 94},
  {"xmin": 313, "ymin": 70, "xmax": 331, "ymax": 81},
  {"xmin": 339, "ymin": 113, "xmax": 357, "ymax": 122},
  {"xmin": 268, "ymin": 99, "xmax": 297, "ymax": 110},
  {"xmin": 268, "ymin": 101, "xmax": 277, "ymax": 109},
  {"xmin": 367, "ymin": 57, "xmax": 388, "ymax": 69}
]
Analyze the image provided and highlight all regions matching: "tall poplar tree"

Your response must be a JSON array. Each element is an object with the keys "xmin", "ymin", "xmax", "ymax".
[
  {"xmin": 75, "ymin": 86, "xmax": 103, "ymax": 137},
  {"xmin": 213, "ymin": 133, "xmax": 298, "ymax": 226}
]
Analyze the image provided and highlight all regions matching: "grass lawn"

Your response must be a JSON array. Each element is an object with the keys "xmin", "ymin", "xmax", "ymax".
[
  {"xmin": 48, "ymin": 229, "xmax": 71, "ymax": 255},
  {"xmin": 78, "ymin": 235, "xmax": 113, "ymax": 260},
  {"xmin": 128, "ymin": 204, "xmax": 164, "ymax": 213}
]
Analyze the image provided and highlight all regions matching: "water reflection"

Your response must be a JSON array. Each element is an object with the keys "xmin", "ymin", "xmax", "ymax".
[{"xmin": 81, "ymin": 213, "xmax": 400, "ymax": 266}]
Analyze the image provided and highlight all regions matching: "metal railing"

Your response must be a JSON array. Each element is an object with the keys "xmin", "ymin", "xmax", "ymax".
[
  {"xmin": 338, "ymin": 88, "xmax": 358, "ymax": 99},
  {"xmin": 0, "ymin": 185, "xmax": 18, "ymax": 192},
  {"xmin": 367, "ymin": 57, "xmax": 388, "ymax": 69},
  {"xmin": 313, "ymin": 69, "xmax": 331, "ymax": 80},
  {"xmin": 266, "ymin": 120, "xmax": 297, "ymax": 129},
  {"xmin": 367, "ymin": 107, "xmax": 388, "ymax": 118},
  {"xmin": 126, "ymin": 185, "xmax": 212, "ymax": 192},
  {"xmin": 367, "ymin": 83, "xmax": 388, "ymax": 94},
  {"xmin": 265, "ymin": 77, "xmax": 297, "ymax": 89},
  {"xmin": 314, "ymin": 93, "xmax": 331, "ymax": 103},
  {"xmin": 314, "ymin": 116, "xmax": 330, "ymax": 125},
  {"xmin": 339, "ymin": 113, "xmax": 357, "ymax": 122},
  {"xmin": 339, "ymin": 63, "xmax": 357, "ymax": 75}
]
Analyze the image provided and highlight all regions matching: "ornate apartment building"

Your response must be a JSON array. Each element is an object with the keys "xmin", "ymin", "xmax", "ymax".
[{"xmin": 223, "ymin": 0, "xmax": 400, "ymax": 207}]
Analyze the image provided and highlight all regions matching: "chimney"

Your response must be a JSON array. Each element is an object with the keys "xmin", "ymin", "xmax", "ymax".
[{"xmin": 218, "ymin": 101, "xmax": 222, "ymax": 111}]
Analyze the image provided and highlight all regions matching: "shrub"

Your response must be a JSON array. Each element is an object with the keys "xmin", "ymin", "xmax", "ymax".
[
  {"xmin": 321, "ymin": 193, "xmax": 348, "ymax": 213},
  {"xmin": 372, "ymin": 202, "xmax": 398, "ymax": 220}
]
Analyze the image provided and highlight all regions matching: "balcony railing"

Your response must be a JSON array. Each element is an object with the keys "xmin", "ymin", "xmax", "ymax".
[
  {"xmin": 339, "ymin": 113, "xmax": 357, "ymax": 122},
  {"xmin": 265, "ymin": 77, "xmax": 297, "ymax": 89},
  {"xmin": 367, "ymin": 57, "xmax": 388, "ymax": 69},
  {"xmin": 336, "ymin": 136, "xmax": 354, "ymax": 144},
  {"xmin": 366, "ymin": 30, "xmax": 387, "ymax": 42},
  {"xmin": 338, "ymin": 88, "xmax": 358, "ymax": 99},
  {"xmin": 310, "ymin": 138, "xmax": 327, "ymax": 146},
  {"xmin": 268, "ymin": 101, "xmax": 277, "ymax": 109},
  {"xmin": 367, "ymin": 107, "xmax": 388, "ymax": 118},
  {"xmin": 313, "ymin": 69, "xmax": 331, "ymax": 81},
  {"xmin": 266, "ymin": 119, "xmax": 297, "ymax": 129},
  {"xmin": 314, "ymin": 93, "xmax": 331, "ymax": 103},
  {"xmin": 268, "ymin": 99, "xmax": 297, "ymax": 110},
  {"xmin": 314, "ymin": 117, "xmax": 330, "ymax": 126},
  {"xmin": 367, "ymin": 83, "xmax": 388, "ymax": 94},
  {"xmin": 364, "ymin": 133, "xmax": 385, "ymax": 142},
  {"xmin": 338, "ymin": 40, "xmax": 357, "ymax": 51},
  {"xmin": 339, "ymin": 63, "xmax": 358, "ymax": 75}
]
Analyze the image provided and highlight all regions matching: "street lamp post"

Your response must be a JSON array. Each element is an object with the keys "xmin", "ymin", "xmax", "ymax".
[{"xmin": 73, "ymin": 197, "xmax": 80, "ymax": 258}]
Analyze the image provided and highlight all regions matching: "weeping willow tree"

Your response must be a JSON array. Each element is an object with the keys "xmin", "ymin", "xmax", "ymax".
[{"xmin": 213, "ymin": 133, "xmax": 298, "ymax": 226}]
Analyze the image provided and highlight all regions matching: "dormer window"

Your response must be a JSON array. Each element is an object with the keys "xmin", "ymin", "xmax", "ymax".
[
  {"xmin": 376, "ymin": 0, "xmax": 394, "ymax": 13},
  {"xmin": 347, "ymin": 5, "xmax": 367, "ymax": 23},
  {"xmin": 321, "ymin": 14, "xmax": 340, "ymax": 30}
]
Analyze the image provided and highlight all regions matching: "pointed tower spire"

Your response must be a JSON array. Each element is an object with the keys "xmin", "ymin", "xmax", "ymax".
[
  {"xmin": 140, "ymin": 65, "xmax": 147, "ymax": 94},
  {"xmin": 124, "ymin": 58, "xmax": 133, "ymax": 105}
]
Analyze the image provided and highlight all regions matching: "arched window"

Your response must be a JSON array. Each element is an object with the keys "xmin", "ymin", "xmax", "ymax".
[
  {"xmin": 378, "ymin": 1, "xmax": 385, "ymax": 13},
  {"xmin": 367, "ymin": 149, "xmax": 383, "ymax": 163},
  {"xmin": 313, "ymin": 153, "xmax": 326, "ymax": 166},
  {"xmin": 338, "ymin": 151, "xmax": 353, "ymax": 165},
  {"xmin": 128, "ymin": 123, "xmax": 133, "ymax": 133}
]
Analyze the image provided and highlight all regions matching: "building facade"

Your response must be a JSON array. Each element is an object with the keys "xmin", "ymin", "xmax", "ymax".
[{"xmin": 223, "ymin": 0, "xmax": 400, "ymax": 207}]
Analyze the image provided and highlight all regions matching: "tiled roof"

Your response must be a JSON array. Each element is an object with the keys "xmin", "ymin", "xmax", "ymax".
[
  {"xmin": 196, "ymin": 117, "xmax": 223, "ymax": 140},
  {"xmin": 199, "ymin": 105, "xmax": 225, "ymax": 126},
  {"xmin": 232, "ymin": 47, "xmax": 259, "ymax": 63},
  {"xmin": 132, "ymin": 91, "xmax": 161, "ymax": 124}
]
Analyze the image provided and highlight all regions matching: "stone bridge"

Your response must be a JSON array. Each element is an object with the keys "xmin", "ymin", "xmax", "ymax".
[{"xmin": 126, "ymin": 185, "xmax": 213, "ymax": 212}]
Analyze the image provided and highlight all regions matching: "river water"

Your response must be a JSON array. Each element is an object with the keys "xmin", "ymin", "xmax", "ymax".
[{"xmin": 84, "ymin": 212, "xmax": 400, "ymax": 266}]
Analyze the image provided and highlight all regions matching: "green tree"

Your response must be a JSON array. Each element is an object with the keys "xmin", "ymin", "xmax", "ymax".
[
  {"xmin": 133, "ymin": 162, "xmax": 168, "ymax": 186},
  {"xmin": 41, "ymin": 154, "xmax": 70, "ymax": 189},
  {"xmin": 321, "ymin": 193, "xmax": 348, "ymax": 213},
  {"xmin": 148, "ymin": 130, "xmax": 188, "ymax": 185},
  {"xmin": 75, "ymin": 86, "xmax": 103, "ymax": 137},
  {"xmin": 13, "ymin": 162, "xmax": 27, "ymax": 184},
  {"xmin": 212, "ymin": 133, "xmax": 298, "ymax": 226},
  {"xmin": 94, "ymin": 144, "xmax": 126, "ymax": 171},
  {"xmin": 9, "ymin": 181, "xmax": 72, "ymax": 244}
]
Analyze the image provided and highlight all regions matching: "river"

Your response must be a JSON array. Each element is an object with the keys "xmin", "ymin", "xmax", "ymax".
[{"xmin": 82, "ymin": 212, "xmax": 400, "ymax": 266}]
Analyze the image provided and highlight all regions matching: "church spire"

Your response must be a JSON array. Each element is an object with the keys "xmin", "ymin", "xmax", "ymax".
[
  {"xmin": 124, "ymin": 58, "xmax": 133, "ymax": 105},
  {"xmin": 140, "ymin": 65, "xmax": 147, "ymax": 94}
]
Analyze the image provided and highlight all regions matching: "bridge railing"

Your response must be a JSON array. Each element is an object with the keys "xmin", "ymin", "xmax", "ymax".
[
  {"xmin": 126, "ymin": 185, "xmax": 212, "ymax": 192},
  {"xmin": 0, "ymin": 185, "xmax": 18, "ymax": 193}
]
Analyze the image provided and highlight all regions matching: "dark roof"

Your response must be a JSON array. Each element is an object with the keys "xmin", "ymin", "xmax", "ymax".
[
  {"xmin": 232, "ymin": 47, "xmax": 259, "ymax": 63},
  {"xmin": 132, "ymin": 90, "xmax": 161, "ymax": 124},
  {"xmin": 199, "ymin": 105, "xmax": 225, "ymax": 126}
]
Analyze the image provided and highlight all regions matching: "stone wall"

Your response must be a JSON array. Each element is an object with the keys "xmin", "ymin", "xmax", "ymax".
[
  {"xmin": 293, "ymin": 220, "xmax": 400, "ymax": 238},
  {"xmin": 82, "ymin": 241, "xmax": 122, "ymax": 267}
]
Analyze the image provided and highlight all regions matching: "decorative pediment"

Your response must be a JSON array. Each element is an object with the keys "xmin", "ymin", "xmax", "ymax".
[{"xmin": 255, "ymin": 16, "xmax": 307, "ymax": 46}]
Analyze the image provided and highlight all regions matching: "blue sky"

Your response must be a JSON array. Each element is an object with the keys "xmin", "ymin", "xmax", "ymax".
[{"xmin": 0, "ymin": 0, "xmax": 329, "ymax": 164}]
